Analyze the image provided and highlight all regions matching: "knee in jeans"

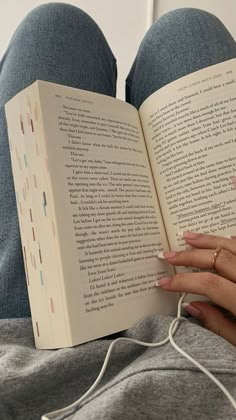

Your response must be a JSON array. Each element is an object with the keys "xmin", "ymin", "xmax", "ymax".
[
  {"xmin": 137, "ymin": 7, "xmax": 227, "ymax": 57},
  {"xmin": 24, "ymin": 2, "xmax": 92, "ymax": 24},
  {"xmin": 12, "ymin": 2, "xmax": 98, "ymax": 42},
  {"xmin": 151, "ymin": 8, "xmax": 221, "ymax": 34}
]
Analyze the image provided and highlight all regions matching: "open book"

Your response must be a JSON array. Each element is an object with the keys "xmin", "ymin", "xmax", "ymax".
[{"xmin": 5, "ymin": 59, "xmax": 236, "ymax": 349}]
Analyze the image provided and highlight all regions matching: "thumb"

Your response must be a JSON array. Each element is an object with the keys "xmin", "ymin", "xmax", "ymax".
[{"xmin": 183, "ymin": 301, "xmax": 236, "ymax": 347}]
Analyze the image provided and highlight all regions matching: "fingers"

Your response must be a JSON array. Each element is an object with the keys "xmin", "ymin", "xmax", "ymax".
[
  {"xmin": 179, "ymin": 231, "xmax": 236, "ymax": 255},
  {"xmin": 183, "ymin": 301, "xmax": 236, "ymax": 347},
  {"xmin": 158, "ymin": 232, "xmax": 236, "ymax": 346},
  {"xmin": 160, "ymin": 247, "xmax": 236, "ymax": 283},
  {"xmin": 156, "ymin": 272, "xmax": 236, "ymax": 316}
]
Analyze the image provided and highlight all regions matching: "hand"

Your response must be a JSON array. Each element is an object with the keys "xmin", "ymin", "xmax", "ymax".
[{"xmin": 157, "ymin": 231, "xmax": 236, "ymax": 346}]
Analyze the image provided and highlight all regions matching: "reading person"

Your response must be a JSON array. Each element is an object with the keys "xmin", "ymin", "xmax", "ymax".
[{"xmin": 0, "ymin": 4, "xmax": 236, "ymax": 419}]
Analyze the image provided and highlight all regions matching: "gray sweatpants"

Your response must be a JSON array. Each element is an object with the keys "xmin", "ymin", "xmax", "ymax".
[{"xmin": 0, "ymin": 316, "xmax": 236, "ymax": 419}]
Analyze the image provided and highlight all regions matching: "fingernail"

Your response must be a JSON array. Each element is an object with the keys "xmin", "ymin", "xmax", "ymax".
[
  {"xmin": 182, "ymin": 303, "xmax": 201, "ymax": 317},
  {"xmin": 164, "ymin": 251, "xmax": 178, "ymax": 258},
  {"xmin": 178, "ymin": 231, "xmax": 201, "ymax": 239},
  {"xmin": 156, "ymin": 277, "xmax": 171, "ymax": 287},
  {"xmin": 157, "ymin": 251, "xmax": 177, "ymax": 259}
]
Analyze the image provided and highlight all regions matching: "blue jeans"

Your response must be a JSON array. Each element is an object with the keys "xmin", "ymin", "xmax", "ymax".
[{"xmin": 0, "ymin": 4, "xmax": 235, "ymax": 318}]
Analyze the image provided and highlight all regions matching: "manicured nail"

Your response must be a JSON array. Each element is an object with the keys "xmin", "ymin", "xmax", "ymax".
[
  {"xmin": 182, "ymin": 303, "xmax": 201, "ymax": 317},
  {"xmin": 156, "ymin": 277, "xmax": 171, "ymax": 287},
  {"xmin": 178, "ymin": 231, "xmax": 201, "ymax": 239},
  {"xmin": 157, "ymin": 251, "xmax": 177, "ymax": 259},
  {"xmin": 164, "ymin": 251, "xmax": 178, "ymax": 258}
]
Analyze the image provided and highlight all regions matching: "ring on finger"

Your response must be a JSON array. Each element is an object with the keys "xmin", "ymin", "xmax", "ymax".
[{"xmin": 212, "ymin": 247, "xmax": 222, "ymax": 270}]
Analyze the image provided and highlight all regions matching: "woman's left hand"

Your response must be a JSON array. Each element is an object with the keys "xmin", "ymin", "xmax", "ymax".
[{"xmin": 157, "ymin": 231, "xmax": 236, "ymax": 347}]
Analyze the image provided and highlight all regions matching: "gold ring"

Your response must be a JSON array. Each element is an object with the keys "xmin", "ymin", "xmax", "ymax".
[{"xmin": 212, "ymin": 247, "xmax": 222, "ymax": 270}]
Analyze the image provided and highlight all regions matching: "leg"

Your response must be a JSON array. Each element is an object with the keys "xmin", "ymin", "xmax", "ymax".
[
  {"xmin": 126, "ymin": 8, "xmax": 236, "ymax": 108},
  {"xmin": 0, "ymin": 3, "xmax": 117, "ymax": 318}
]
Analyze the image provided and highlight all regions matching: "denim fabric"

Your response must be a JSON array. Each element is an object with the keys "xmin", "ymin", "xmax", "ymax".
[
  {"xmin": 126, "ymin": 8, "xmax": 236, "ymax": 108},
  {"xmin": 0, "ymin": 4, "xmax": 236, "ymax": 318},
  {"xmin": 0, "ymin": 3, "xmax": 117, "ymax": 318}
]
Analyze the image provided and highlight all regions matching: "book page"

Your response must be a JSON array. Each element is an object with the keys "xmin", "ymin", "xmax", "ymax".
[
  {"xmin": 5, "ymin": 84, "xmax": 71, "ymax": 348},
  {"xmin": 140, "ymin": 59, "xmax": 236, "ymax": 255},
  {"xmin": 37, "ymin": 81, "xmax": 178, "ymax": 345}
]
